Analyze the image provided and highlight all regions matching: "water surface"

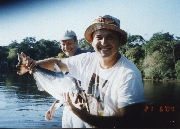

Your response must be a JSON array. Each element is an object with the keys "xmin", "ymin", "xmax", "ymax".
[
  {"xmin": 0, "ymin": 75, "xmax": 179, "ymax": 128},
  {"xmin": 0, "ymin": 75, "xmax": 62, "ymax": 128}
]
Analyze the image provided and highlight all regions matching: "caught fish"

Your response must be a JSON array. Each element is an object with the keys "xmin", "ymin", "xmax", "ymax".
[{"xmin": 16, "ymin": 52, "xmax": 89, "ymax": 111}]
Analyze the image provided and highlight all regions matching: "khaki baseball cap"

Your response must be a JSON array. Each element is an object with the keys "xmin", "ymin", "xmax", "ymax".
[{"xmin": 60, "ymin": 30, "xmax": 76, "ymax": 40}]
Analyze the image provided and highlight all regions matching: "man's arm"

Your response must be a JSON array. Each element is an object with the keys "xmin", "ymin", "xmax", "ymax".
[
  {"xmin": 66, "ymin": 93, "xmax": 144, "ymax": 128},
  {"xmin": 22, "ymin": 52, "xmax": 69, "ymax": 72},
  {"xmin": 35, "ymin": 58, "xmax": 68, "ymax": 72},
  {"xmin": 45, "ymin": 100, "xmax": 63, "ymax": 121}
]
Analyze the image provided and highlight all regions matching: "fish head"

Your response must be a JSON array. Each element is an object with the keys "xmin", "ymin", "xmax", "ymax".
[
  {"xmin": 16, "ymin": 52, "xmax": 29, "ymax": 75},
  {"xmin": 63, "ymin": 76, "xmax": 87, "ymax": 110}
]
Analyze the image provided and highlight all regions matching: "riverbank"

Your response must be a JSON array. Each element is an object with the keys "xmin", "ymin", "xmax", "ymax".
[{"xmin": 143, "ymin": 78, "xmax": 180, "ymax": 82}]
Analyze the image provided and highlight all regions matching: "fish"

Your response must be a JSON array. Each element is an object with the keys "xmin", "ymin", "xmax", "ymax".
[{"xmin": 16, "ymin": 52, "xmax": 89, "ymax": 111}]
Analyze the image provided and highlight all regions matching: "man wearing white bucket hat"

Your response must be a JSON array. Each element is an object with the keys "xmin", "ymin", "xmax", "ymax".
[{"xmin": 21, "ymin": 15, "xmax": 146, "ymax": 128}]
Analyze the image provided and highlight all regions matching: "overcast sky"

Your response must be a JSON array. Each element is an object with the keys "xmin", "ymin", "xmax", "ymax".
[{"xmin": 0, "ymin": 0, "xmax": 179, "ymax": 46}]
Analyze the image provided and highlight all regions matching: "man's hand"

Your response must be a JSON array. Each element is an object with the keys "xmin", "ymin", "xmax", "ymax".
[
  {"xmin": 63, "ymin": 92, "xmax": 144, "ymax": 128},
  {"xmin": 64, "ymin": 92, "xmax": 89, "ymax": 118},
  {"xmin": 45, "ymin": 102, "xmax": 57, "ymax": 121},
  {"xmin": 45, "ymin": 110, "xmax": 53, "ymax": 121},
  {"xmin": 16, "ymin": 52, "xmax": 36, "ymax": 75},
  {"xmin": 45, "ymin": 101, "xmax": 63, "ymax": 121}
]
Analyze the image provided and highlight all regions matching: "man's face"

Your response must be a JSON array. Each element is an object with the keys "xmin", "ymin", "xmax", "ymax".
[
  {"xmin": 60, "ymin": 38, "xmax": 78, "ymax": 57},
  {"xmin": 92, "ymin": 29, "xmax": 122, "ymax": 59}
]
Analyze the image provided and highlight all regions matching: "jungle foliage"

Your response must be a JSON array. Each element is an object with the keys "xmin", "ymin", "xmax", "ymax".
[{"xmin": 0, "ymin": 32, "xmax": 180, "ymax": 81}]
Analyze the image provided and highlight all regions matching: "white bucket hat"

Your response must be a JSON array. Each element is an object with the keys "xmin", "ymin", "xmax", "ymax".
[{"xmin": 84, "ymin": 15, "xmax": 127, "ymax": 45}]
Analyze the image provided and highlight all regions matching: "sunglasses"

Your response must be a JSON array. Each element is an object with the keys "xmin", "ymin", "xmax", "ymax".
[{"xmin": 92, "ymin": 17, "xmax": 119, "ymax": 27}]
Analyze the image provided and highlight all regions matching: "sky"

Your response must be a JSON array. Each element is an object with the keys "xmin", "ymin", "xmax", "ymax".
[{"xmin": 0, "ymin": 0, "xmax": 180, "ymax": 46}]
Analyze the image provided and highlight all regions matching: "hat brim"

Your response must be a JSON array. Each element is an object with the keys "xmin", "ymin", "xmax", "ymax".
[{"xmin": 84, "ymin": 23, "xmax": 127, "ymax": 45}]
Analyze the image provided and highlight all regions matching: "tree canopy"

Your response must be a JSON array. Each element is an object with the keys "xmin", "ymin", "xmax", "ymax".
[{"xmin": 0, "ymin": 32, "xmax": 180, "ymax": 81}]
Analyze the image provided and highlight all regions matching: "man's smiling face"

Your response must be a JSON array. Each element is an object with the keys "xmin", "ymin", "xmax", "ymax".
[
  {"xmin": 60, "ymin": 38, "xmax": 78, "ymax": 57},
  {"xmin": 92, "ymin": 29, "xmax": 122, "ymax": 59}
]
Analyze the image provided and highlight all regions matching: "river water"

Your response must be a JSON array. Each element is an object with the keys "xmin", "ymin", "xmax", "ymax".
[{"xmin": 0, "ymin": 74, "xmax": 179, "ymax": 128}]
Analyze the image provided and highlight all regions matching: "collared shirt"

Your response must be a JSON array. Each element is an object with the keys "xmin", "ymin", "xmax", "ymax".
[{"xmin": 74, "ymin": 48, "xmax": 94, "ymax": 56}]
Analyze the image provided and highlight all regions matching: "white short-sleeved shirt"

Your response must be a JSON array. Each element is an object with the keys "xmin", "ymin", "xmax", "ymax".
[{"xmin": 67, "ymin": 52, "xmax": 146, "ymax": 116}]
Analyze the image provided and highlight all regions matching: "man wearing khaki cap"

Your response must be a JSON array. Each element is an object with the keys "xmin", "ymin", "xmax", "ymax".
[
  {"xmin": 45, "ymin": 30, "xmax": 93, "ymax": 128},
  {"xmin": 19, "ymin": 15, "xmax": 146, "ymax": 128}
]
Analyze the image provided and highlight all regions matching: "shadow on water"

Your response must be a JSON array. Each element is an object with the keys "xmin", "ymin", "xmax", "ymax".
[
  {"xmin": 141, "ymin": 81, "xmax": 180, "ymax": 128},
  {"xmin": 4, "ymin": 73, "xmax": 51, "ymax": 99}
]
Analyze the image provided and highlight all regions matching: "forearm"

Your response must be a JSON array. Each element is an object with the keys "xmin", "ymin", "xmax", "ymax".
[
  {"xmin": 70, "ymin": 108, "xmax": 125, "ymax": 128},
  {"xmin": 17, "ymin": 53, "xmax": 67, "ymax": 75},
  {"xmin": 71, "ymin": 103, "xmax": 143, "ymax": 128},
  {"xmin": 36, "ymin": 58, "xmax": 68, "ymax": 72},
  {"xmin": 36, "ymin": 58, "xmax": 59, "ymax": 71},
  {"xmin": 78, "ymin": 110, "xmax": 129, "ymax": 128}
]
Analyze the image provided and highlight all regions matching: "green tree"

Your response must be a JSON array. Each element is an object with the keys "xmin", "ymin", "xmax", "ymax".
[
  {"xmin": 34, "ymin": 39, "xmax": 60, "ymax": 59},
  {"xmin": 7, "ymin": 48, "xmax": 18, "ymax": 70},
  {"xmin": 78, "ymin": 38, "xmax": 94, "ymax": 50},
  {"xmin": 17, "ymin": 37, "xmax": 36, "ymax": 57},
  {"xmin": 0, "ymin": 46, "xmax": 9, "ymax": 73},
  {"xmin": 175, "ymin": 60, "xmax": 180, "ymax": 81},
  {"xmin": 120, "ymin": 34, "xmax": 145, "ymax": 55},
  {"xmin": 125, "ymin": 46, "xmax": 144, "ymax": 73},
  {"xmin": 143, "ymin": 32, "xmax": 177, "ymax": 80},
  {"xmin": 0, "ymin": 46, "xmax": 8, "ymax": 60},
  {"xmin": 143, "ymin": 32, "xmax": 174, "ymax": 55},
  {"xmin": 7, "ymin": 40, "xmax": 19, "ymax": 49},
  {"xmin": 119, "ymin": 34, "xmax": 145, "ymax": 75}
]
